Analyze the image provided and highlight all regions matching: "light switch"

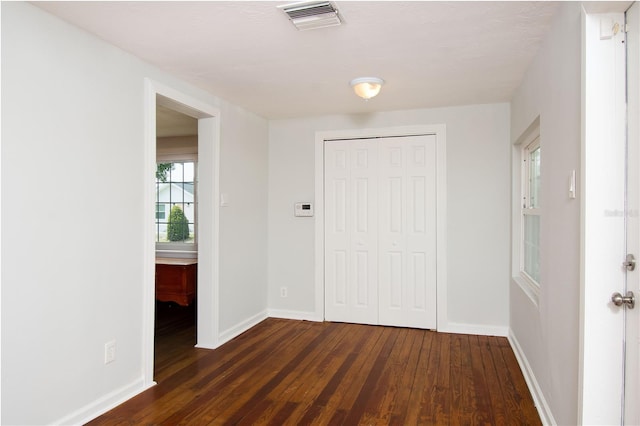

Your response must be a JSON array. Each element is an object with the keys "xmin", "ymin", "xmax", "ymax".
[
  {"xmin": 569, "ymin": 170, "xmax": 576, "ymax": 199},
  {"xmin": 220, "ymin": 193, "xmax": 229, "ymax": 207}
]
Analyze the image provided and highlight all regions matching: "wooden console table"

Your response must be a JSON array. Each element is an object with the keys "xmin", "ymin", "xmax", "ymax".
[{"xmin": 155, "ymin": 257, "xmax": 197, "ymax": 306}]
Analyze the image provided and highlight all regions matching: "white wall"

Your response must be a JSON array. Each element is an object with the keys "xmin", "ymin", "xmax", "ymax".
[
  {"xmin": 218, "ymin": 107, "xmax": 269, "ymax": 333},
  {"xmin": 1, "ymin": 3, "xmax": 268, "ymax": 424},
  {"xmin": 509, "ymin": 3, "xmax": 582, "ymax": 425},
  {"xmin": 268, "ymin": 104, "xmax": 511, "ymax": 332}
]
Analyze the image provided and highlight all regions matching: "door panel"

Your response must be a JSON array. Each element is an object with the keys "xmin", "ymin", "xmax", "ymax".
[
  {"xmin": 333, "ymin": 251, "xmax": 347, "ymax": 305},
  {"xmin": 325, "ymin": 143, "xmax": 349, "ymax": 313},
  {"xmin": 378, "ymin": 140, "xmax": 405, "ymax": 326},
  {"xmin": 581, "ymin": 12, "xmax": 627, "ymax": 424},
  {"xmin": 407, "ymin": 137, "xmax": 437, "ymax": 328},
  {"xmin": 378, "ymin": 135, "xmax": 437, "ymax": 329},
  {"xmin": 325, "ymin": 139, "xmax": 378, "ymax": 325}
]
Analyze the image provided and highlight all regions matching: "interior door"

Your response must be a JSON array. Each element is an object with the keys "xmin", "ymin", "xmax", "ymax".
[
  {"xmin": 624, "ymin": 2, "xmax": 640, "ymax": 423},
  {"xmin": 324, "ymin": 135, "xmax": 437, "ymax": 329},
  {"xmin": 378, "ymin": 135, "xmax": 437, "ymax": 329},
  {"xmin": 582, "ymin": 11, "xmax": 628, "ymax": 423},
  {"xmin": 324, "ymin": 139, "xmax": 379, "ymax": 325}
]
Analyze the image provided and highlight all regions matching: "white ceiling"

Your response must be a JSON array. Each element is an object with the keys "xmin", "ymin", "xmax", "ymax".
[{"xmin": 34, "ymin": 1, "xmax": 560, "ymax": 120}]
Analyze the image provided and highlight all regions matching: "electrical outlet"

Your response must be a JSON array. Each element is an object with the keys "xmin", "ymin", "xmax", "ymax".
[
  {"xmin": 280, "ymin": 287, "xmax": 288, "ymax": 298},
  {"xmin": 104, "ymin": 340, "xmax": 116, "ymax": 364}
]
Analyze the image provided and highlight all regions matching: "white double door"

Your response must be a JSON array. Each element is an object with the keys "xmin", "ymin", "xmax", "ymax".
[{"xmin": 324, "ymin": 135, "xmax": 437, "ymax": 329}]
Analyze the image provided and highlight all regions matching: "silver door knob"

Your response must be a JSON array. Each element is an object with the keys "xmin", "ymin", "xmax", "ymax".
[{"xmin": 611, "ymin": 291, "xmax": 635, "ymax": 309}]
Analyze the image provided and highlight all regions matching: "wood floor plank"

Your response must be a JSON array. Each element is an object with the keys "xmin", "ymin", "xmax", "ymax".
[
  {"xmin": 358, "ymin": 328, "xmax": 419, "ymax": 425},
  {"xmin": 404, "ymin": 330, "xmax": 437, "ymax": 424},
  {"xmin": 449, "ymin": 333, "xmax": 464, "ymax": 426},
  {"xmin": 433, "ymin": 332, "xmax": 452, "ymax": 424},
  {"xmin": 341, "ymin": 328, "xmax": 399, "ymax": 425},
  {"xmin": 479, "ymin": 335, "xmax": 509, "ymax": 425},
  {"xmin": 386, "ymin": 328, "xmax": 424, "ymax": 425},
  {"xmin": 469, "ymin": 335, "xmax": 495, "ymax": 425},
  {"xmin": 292, "ymin": 325, "xmax": 389, "ymax": 425},
  {"xmin": 214, "ymin": 322, "xmax": 338, "ymax": 424},
  {"xmin": 284, "ymin": 324, "xmax": 370, "ymax": 424},
  {"xmin": 89, "ymin": 313, "xmax": 541, "ymax": 426},
  {"xmin": 166, "ymin": 321, "xmax": 324, "ymax": 424},
  {"xmin": 489, "ymin": 336, "xmax": 542, "ymax": 426},
  {"xmin": 233, "ymin": 321, "xmax": 353, "ymax": 425},
  {"xmin": 163, "ymin": 320, "xmax": 309, "ymax": 424},
  {"xmin": 498, "ymin": 338, "xmax": 542, "ymax": 424}
]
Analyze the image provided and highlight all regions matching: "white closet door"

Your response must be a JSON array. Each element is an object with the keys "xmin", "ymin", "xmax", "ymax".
[
  {"xmin": 325, "ymin": 135, "xmax": 437, "ymax": 329},
  {"xmin": 324, "ymin": 139, "xmax": 379, "ymax": 325},
  {"xmin": 378, "ymin": 135, "xmax": 437, "ymax": 329}
]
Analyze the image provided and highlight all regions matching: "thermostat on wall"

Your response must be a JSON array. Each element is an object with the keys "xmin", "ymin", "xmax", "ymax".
[{"xmin": 294, "ymin": 202, "xmax": 314, "ymax": 217}]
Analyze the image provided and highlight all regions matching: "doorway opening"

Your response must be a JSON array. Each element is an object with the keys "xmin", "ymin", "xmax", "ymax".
[
  {"xmin": 142, "ymin": 79, "xmax": 221, "ymax": 387},
  {"xmin": 154, "ymin": 101, "xmax": 199, "ymax": 379}
]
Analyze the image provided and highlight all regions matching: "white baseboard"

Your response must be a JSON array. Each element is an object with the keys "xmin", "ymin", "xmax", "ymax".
[
  {"xmin": 53, "ymin": 378, "xmax": 154, "ymax": 426},
  {"xmin": 438, "ymin": 321, "xmax": 508, "ymax": 337},
  {"xmin": 508, "ymin": 330, "xmax": 556, "ymax": 425},
  {"xmin": 267, "ymin": 309, "xmax": 323, "ymax": 322},
  {"xmin": 217, "ymin": 310, "xmax": 268, "ymax": 346}
]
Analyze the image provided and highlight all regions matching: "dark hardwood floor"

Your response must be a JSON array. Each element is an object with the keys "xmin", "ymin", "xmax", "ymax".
[{"xmin": 88, "ymin": 305, "xmax": 541, "ymax": 425}]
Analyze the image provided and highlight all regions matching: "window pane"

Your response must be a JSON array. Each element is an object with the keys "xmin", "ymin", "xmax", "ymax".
[
  {"xmin": 156, "ymin": 163, "xmax": 173, "ymax": 183},
  {"xmin": 156, "ymin": 223, "xmax": 168, "ymax": 242},
  {"xmin": 172, "ymin": 183, "xmax": 184, "ymax": 203},
  {"xmin": 529, "ymin": 146, "xmax": 541, "ymax": 208},
  {"xmin": 183, "ymin": 162, "xmax": 195, "ymax": 183},
  {"xmin": 157, "ymin": 183, "xmax": 170, "ymax": 202},
  {"xmin": 184, "ymin": 183, "xmax": 194, "ymax": 203},
  {"xmin": 523, "ymin": 214, "xmax": 540, "ymax": 282},
  {"xmin": 155, "ymin": 204, "xmax": 165, "ymax": 220},
  {"xmin": 170, "ymin": 163, "xmax": 184, "ymax": 182}
]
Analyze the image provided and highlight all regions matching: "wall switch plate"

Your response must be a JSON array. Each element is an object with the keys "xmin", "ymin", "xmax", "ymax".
[
  {"xmin": 280, "ymin": 287, "xmax": 288, "ymax": 297},
  {"xmin": 104, "ymin": 340, "xmax": 116, "ymax": 364}
]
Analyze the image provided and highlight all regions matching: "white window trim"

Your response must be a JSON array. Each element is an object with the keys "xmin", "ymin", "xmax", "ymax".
[
  {"xmin": 156, "ymin": 153, "xmax": 198, "ymax": 255},
  {"xmin": 512, "ymin": 119, "xmax": 540, "ymax": 305}
]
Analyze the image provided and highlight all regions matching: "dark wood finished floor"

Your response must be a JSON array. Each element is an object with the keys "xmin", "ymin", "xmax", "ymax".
[{"xmin": 88, "ymin": 304, "xmax": 541, "ymax": 425}]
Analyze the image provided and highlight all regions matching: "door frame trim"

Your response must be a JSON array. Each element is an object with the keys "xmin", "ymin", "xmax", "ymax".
[
  {"xmin": 314, "ymin": 124, "xmax": 447, "ymax": 329},
  {"xmin": 142, "ymin": 78, "xmax": 221, "ymax": 388}
]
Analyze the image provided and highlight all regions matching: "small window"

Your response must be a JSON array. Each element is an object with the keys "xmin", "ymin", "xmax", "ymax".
[
  {"xmin": 155, "ymin": 160, "xmax": 196, "ymax": 247},
  {"xmin": 521, "ymin": 136, "xmax": 541, "ymax": 285}
]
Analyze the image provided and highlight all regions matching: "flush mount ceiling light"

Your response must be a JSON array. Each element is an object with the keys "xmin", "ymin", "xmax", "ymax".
[
  {"xmin": 350, "ymin": 77, "xmax": 384, "ymax": 100},
  {"xmin": 278, "ymin": 1, "xmax": 341, "ymax": 31}
]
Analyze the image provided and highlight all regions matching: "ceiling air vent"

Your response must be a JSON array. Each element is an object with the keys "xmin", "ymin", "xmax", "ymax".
[{"xmin": 278, "ymin": 1, "xmax": 342, "ymax": 31}]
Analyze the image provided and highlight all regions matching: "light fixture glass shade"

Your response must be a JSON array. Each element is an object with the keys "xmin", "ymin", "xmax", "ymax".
[{"xmin": 350, "ymin": 77, "xmax": 384, "ymax": 100}]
